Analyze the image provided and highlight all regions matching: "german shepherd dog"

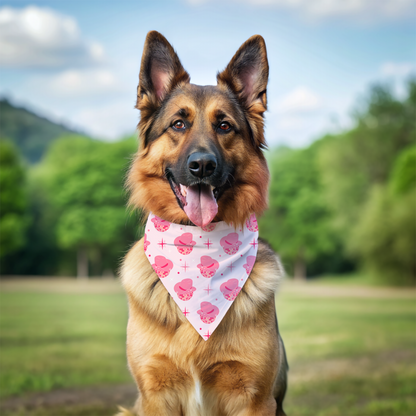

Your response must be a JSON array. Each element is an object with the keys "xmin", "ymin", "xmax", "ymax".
[{"xmin": 119, "ymin": 31, "xmax": 288, "ymax": 416}]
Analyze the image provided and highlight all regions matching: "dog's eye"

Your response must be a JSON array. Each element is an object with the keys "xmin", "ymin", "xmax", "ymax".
[
  {"xmin": 172, "ymin": 120, "xmax": 185, "ymax": 130},
  {"xmin": 218, "ymin": 122, "xmax": 231, "ymax": 132}
]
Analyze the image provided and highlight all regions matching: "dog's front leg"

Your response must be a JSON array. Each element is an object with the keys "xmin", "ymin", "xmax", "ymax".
[
  {"xmin": 202, "ymin": 361, "xmax": 278, "ymax": 416},
  {"xmin": 131, "ymin": 354, "xmax": 191, "ymax": 416}
]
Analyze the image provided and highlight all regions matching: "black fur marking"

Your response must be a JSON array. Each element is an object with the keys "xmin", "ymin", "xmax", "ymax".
[
  {"xmin": 248, "ymin": 274, "xmax": 261, "ymax": 294},
  {"xmin": 241, "ymin": 288, "xmax": 256, "ymax": 306},
  {"xmin": 149, "ymin": 278, "xmax": 159, "ymax": 295}
]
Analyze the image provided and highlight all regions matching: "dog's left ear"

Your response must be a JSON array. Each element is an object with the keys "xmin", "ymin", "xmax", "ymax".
[{"xmin": 217, "ymin": 35, "xmax": 269, "ymax": 148}]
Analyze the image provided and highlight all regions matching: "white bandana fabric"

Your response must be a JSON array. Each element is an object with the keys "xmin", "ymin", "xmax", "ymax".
[{"xmin": 144, "ymin": 213, "xmax": 259, "ymax": 340}]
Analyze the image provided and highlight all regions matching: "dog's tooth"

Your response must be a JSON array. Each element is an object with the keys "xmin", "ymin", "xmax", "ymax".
[{"xmin": 180, "ymin": 184, "xmax": 187, "ymax": 197}]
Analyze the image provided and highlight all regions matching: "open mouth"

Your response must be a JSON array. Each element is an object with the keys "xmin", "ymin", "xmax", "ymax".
[{"xmin": 166, "ymin": 170, "xmax": 230, "ymax": 228}]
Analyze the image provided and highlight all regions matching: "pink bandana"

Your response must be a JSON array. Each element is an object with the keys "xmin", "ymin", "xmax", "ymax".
[{"xmin": 144, "ymin": 213, "xmax": 259, "ymax": 340}]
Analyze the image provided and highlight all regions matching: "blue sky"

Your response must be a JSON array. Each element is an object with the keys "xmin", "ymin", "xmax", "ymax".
[{"xmin": 1, "ymin": 0, "xmax": 415, "ymax": 147}]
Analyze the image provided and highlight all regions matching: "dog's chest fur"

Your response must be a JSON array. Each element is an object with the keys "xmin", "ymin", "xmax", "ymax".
[{"xmin": 121, "ymin": 237, "xmax": 283, "ymax": 415}]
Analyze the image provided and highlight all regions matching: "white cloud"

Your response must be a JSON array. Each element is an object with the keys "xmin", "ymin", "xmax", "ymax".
[
  {"xmin": 262, "ymin": 88, "xmax": 327, "ymax": 147},
  {"xmin": 380, "ymin": 62, "xmax": 416, "ymax": 78},
  {"xmin": 265, "ymin": 111, "xmax": 332, "ymax": 147},
  {"xmin": 0, "ymin": 6, "xmax": 105, "ymax": 68},
  {"xmin": 38, "ymin": 69, "xmax": 125, "ymax": 98},
  {"xmin": 19, "ymin": 67, "xmax": 136, "ymax": 138},
  {"xmin": 276, "ymin": 87, "xmax": 323, "ymax": 114},
  {"xmin": 185, "ymin": 0, "xmax": 416, "ymax": 23},
  {"xmin": 74, "ymin": 102, "xmax": 138, "ymax": 140}
]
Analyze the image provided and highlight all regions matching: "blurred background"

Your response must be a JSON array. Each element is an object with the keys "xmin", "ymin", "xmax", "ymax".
[{"xmin": 0, "ymin": 1, "xmax": 415, "ymax": 415}]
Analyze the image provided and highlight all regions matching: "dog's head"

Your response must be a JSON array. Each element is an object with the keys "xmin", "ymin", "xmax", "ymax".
[{"xmin": 128, "ymin": 31, "xmax": 270, "ymax": 227}]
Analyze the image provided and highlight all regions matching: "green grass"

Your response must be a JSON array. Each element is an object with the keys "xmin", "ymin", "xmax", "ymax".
[
  {"xmin": 277, "ymin": 284, "xmax": 416, "ymax": 416},
  {"xmin": 278, "ymin": 294, "xmax": 415, "ymax": 360},
  {"xmin": 0, "ymin": 285, "xmax": 131, "ymax": 398},
  {"xmin": 308, "ymin": 272, "xmax": 402, "ymax": 287},
  {"xmin": 308, "ymin": 272, "xmax": 379, "ymax": 286},
  {"xmin": 0, "ymin": 278, "xmax": 415, "ymax": 416}
]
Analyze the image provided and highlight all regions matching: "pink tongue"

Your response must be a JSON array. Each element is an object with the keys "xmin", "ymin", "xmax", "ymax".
[{"xmin": 183, "ymin": 184, "xmax": 218, "ymax": 227}]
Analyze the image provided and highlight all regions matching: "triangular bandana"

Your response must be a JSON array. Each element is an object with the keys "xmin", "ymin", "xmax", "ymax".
[{"xmin": 144, "ymin": 213, "xmax": 259, "ymax": 340}]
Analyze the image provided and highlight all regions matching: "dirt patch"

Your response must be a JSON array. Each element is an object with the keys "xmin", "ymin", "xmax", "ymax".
[
  {"xmin": 0, "ymin": 384, "xmax": 137, "ymax": 416},
  {"xmin": 289, "ymin": 348, "xmax": 416, "ymax": 384}
]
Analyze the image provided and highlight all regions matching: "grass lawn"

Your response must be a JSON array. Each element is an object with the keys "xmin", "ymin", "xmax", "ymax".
[
  {"xmin": 0, "ymin": 279, "xmax": 131, "ymax": 399},
  {"xmin": 279, "ymin": 281, "xmax": 416, "ymax": 416},
  {"xmin": 0, "ymin": 277, "xmax": 415, "ymax": 416}
]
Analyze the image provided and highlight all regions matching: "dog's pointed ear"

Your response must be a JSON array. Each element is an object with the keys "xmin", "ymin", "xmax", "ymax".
[
  {"xmin": 217, "ymin": 35, "xmax": 269, "ymax": 110},
  {"xmin": 137, "ymin": 31, "xmax": 190, "ymax": 108},
  {"xmin": 217, "ymin": 35, "xmax": 269, "ymax": 149}
]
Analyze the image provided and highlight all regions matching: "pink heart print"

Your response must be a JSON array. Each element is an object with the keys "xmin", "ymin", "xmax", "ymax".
[
  {"xmin": 220, "ymin": 278, "xmax": 242, "ymax": 301},
  {"xmin": 246, "ymin": 214, "xmax": 258, "ymax": 232},
  {"xmin": 143, "ymin": 233, "xmax": 150, "ymax": 252},
  {"xmin": 220, "ymin": 233, "xmax": 242, "ymax": 255},
  {"xmin": 174, "ymin": 279, "xmax": 196, "ymax": 301},
  {"xmin": 152, "ymin": 255, "xmax": 173, "ymax": 278},
  {"xmin": 174, "ymin": 233, "xmax": 196, "ymax": 255},
  {"xmin": 201, "ymin": 223, "xmax": 216, "ymax": 232},
  {"xmin": 151, "ymin": 216, "xmax": 171, "ymax": 232},
  {"xmin": 197, "ymin": 302, "xmax": 220, "ymax": 324},
  {"xmin": 197, "ymin": 256, "xmax": 220, "ymax": 278},
  {"xmin": 243, "ymin": 255, "xmax": 256, "ymax": 274}
]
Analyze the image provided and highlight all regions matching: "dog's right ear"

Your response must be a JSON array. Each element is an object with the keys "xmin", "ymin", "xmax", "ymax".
[{"xmin": 136, "ymin": 31, "xmax": 190, "ymax": 112}]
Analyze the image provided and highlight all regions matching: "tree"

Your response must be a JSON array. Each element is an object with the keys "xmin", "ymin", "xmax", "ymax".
[
  {"xmin": 39, "ymin": 135, "xmax": 138, "ymax": 278},
  {"xmin": 348, "ymin": 145, "xmax": 416, "ymax": 285},
  {"xmin": 318, "ymin": 80, "xmax": 416, "ymax": 240},
  {"xmin": 259, "ymin": 141, "xmax": 342, "ymax": 279},
  {"xmin": 0, "ymin": 139, "xmax": 30, "ymax": 262},
  {"xmin": 317, "ymin": 79, "xmax": 416, "ymax": 284}
]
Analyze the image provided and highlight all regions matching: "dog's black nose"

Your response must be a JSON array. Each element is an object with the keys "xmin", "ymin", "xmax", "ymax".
[{"xmin": 188, "ymin": 152, "xmax": 217, "ymax": 178}]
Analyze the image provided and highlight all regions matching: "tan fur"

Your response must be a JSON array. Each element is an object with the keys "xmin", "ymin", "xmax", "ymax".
[
  {"xmin": 119, "ymin": 31, "xmax": 288, "ymax": 415},
  {"xmin": 115, "ymin": 407, "xmax": 136, "ymax": 416},
  {"xmin": 121, "ymin": 239, "xmax": 285, "ymax": 415},
  {"xmin": 127, "ymin": 85, "xmax": 270, "ymax": 228}
]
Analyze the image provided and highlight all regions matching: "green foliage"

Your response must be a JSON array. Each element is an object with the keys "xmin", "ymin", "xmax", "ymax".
[
  {"xmin": 319, "ymin": 80, "xmax": 416, "ymax": 236},
  {"xmin": 389, "ymin": 145, "xmax": 416, "ymax": 195},
  {"xmin": 259, "ymin": 79, "xmax": 415, "ymax": 283},
  {"xmin": 348, "ymin": 146, "xmax": 416, "ymax": 285},
  {"xmin": 351, "ymin": 188, "xmax": 415, "ymax": 285},
  {"xmin": 0, "ymin": 140, "xmax": 30, "ymax": 259},
  {"xmin": 38, "ymin": 135, "xmax": 138, "ymax": 275},
  {"xmin": 56, "ymin": 207, "xmax": 126, "ymax": 249},
  {"xmin": 1, "ymin": 167, "xmax": 64, "ymax": 276},
  {"xmin": 260, "ymin": 142, "xmax": 344, "ymax": 278},
  {"xmin": 317, "ymin": 79, "xmax": 416, "ymax": 284},
  {"xmin": 0, "ymin": 99, "xmax": 77, "ymax": 164}
]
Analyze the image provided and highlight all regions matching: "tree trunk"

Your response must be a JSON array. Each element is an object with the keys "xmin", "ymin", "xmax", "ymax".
[
  {"xmin": 77, "ymin": 247, "xmax": 88, "ymax": 279},
  {"xmin": 294, "ymin": 250, "xmax": 306, "ymax": 281}
]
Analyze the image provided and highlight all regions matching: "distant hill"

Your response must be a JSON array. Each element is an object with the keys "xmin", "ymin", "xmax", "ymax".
[{"xmin": 0, "ymin": 99, "xmax": 79, "ymax": 163}]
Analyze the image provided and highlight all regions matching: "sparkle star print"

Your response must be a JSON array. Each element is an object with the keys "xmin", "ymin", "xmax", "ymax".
[{"xmin": 144, "ymin": 213, "xmax": 259, "ymax": 340}]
